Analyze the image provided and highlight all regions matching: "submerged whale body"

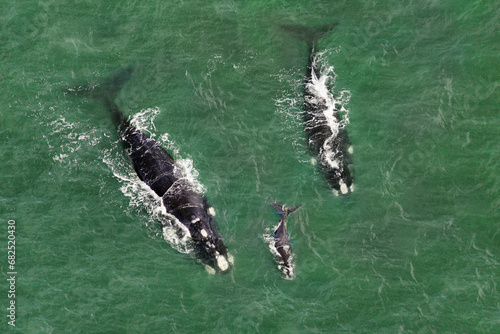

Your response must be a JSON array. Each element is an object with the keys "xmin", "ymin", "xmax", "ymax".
[
  {"xmin": 268, "ymin": 203, "xmax": 299, "ymax": 280},
  {"xmin": 281, "ymin": 24, "xmax": 354, "ymax": 195},
  {"xmin": 85, "ymin": 67, "xmax": 232, "ymax": 273}
]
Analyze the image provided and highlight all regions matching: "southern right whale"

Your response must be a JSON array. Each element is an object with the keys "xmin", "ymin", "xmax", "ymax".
[
  {"xmin": 281, "ymin": 24, "xmax": 354, "ymax": 195},
  {"xmin": 268, "ymin": 203, "xmax": 300, "ymax": 280},
  {"xmin": 74, "ymin": 68, "xmax": 233, "ymax": 273}
]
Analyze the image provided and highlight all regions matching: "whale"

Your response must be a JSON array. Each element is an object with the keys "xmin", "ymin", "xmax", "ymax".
[
  {"xmin": 281, "ymin": 24, "xmax": 354, "ymax": 195},
  {"xmin": 268, "ymin": 203, "xmax": 299, "ymax": 279},
  {"xmin": 75, "ymin": 68, "xmax": 233, "ymax": 273},
  {"xmin": 303, "ymin": 49, "xmax": 354, "ymax": 195}
]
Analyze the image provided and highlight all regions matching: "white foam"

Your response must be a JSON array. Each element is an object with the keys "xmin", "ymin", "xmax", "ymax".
[
  {"xmin": 174, "ymin": 159, "xmax": 206, "ymax": 194},
  {"xmin": 45, "ymin": 116, "xmax": 103, "ymax": 163},
  {"xmin": 49, "ymin": 116, "xmax": 76, "ymax": 134},
  {"xmin": 129, "ymin": 107, "xmax": 160, "ymax": 134}
]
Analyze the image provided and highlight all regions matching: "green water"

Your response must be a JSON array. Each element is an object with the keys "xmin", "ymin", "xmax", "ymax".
[{"xmin": 1, "ymin": 0, "xmax": 499, "ymax": 333}]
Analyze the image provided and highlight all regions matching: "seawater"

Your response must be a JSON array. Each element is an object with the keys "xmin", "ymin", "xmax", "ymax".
[{"xmin": 1, "ymin": 0, "xmax": 499, "ymax": 333}]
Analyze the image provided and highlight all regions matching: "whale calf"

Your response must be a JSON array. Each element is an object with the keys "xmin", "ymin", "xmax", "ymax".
[
  {"xmin": 77, "ymin": 68, "xmax": 232, "ymax": 273},
  {"xmin": 268, "ymin": 203, "xmax": 299, "ymax": 279}
]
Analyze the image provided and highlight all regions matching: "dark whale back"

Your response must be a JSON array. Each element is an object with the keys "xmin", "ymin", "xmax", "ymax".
[{"xmin": 121, "ymin": 125, "xmax": 177, "ymax": 198}]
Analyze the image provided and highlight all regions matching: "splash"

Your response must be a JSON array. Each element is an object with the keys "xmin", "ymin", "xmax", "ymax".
[
  {"xmin": 130, "ymin": 107, "xmax": 206, "ymax": 194},
  {"xmin": 305, "ymin": 50, "xmax": 351, "ymax": 138},
  {"xmin": 273, "ymin": 68, "xmax": 303, "ymax": 124},
  {"xmin": 46, "ymin": 116, "xmax": 102, "ymax": 163},
  {"xmin": 108, "ymin": 156, "xmax": 194, "ymax": 254}
]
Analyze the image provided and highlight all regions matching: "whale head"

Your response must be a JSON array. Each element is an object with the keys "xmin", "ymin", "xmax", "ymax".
[
  {"xmin": 192, "ymin": 225, "xmax": 233, "ymax": 274},
  {"xmin": 184, "ymin": 208, "xmax": 233, "ymax": 274}
]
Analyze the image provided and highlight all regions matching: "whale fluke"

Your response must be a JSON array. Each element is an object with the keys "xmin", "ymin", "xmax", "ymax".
[
  {"xmin": 271, "ymin": 203, "xmax": 300, "ymax": 220},
  {"xmin": 279, "ymin": 23, "xmax": 338, "ymax": 49}
]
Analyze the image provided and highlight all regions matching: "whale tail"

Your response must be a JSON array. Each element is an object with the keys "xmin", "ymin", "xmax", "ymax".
[
  {"xmin": 279, "ymin": 23, "xmax": 338, "ymax": 81},
  {"xmin": 66, "ymin": 66, "xmax": 135, "ymax": 129},
  {"xmin": 279, "ymin": 23, "xmax": 338, "ymax": 50},
  {"xmin": 271, "ymin": 202, "xmax": 300, "ymax": 220},
  {"xmin": 66, "ymin": 66, "xmax": 134, "ymax": 100},
  {"xmin": 96, "ymin": 66, "xmax": 135, "ymax": 130}
]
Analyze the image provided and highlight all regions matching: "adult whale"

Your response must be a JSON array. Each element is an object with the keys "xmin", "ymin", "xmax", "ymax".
[
  {"xmin": 281, "ymin": 24, "xmax": 354, "ymax": 195},
  {"xmin": 75, "ymin": 67, "xmax": 233, "ymax": 273}
]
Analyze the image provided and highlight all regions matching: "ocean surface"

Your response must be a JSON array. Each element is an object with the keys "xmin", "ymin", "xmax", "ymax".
[{"xmin": 1, "ymin": 0, "xmax": 499, "ymax": 333}]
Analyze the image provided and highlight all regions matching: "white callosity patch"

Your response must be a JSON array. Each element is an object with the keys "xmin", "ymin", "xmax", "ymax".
[
  {"xmin": 333, "ymin": 181, "xmax": 353, "ymax": 197},
  {"xmin": 205, "ymin": 265, "xmax": 216, "ymax": 275},
  {"xmin": 208, "ymin": 207, "xmax": 216, "ymax": 217},
  {"xmin": 200, "ymin": 229, "xmax": 208, "ymax": 238},
  {"xmin": 216, "ymin": 254, "xmax": 230, "ymax": 272},
  {"xmin": 340, "ymin": 182, "xmax": 349, "ymax": 195},
  {"xmin": 205, "ymin": 253, "xmax": 232, "ymax": 274}
]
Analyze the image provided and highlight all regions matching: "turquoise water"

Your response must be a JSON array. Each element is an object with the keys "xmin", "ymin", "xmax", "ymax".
[{"xmin": 1, "ymin": 0, "xmax": 499, "ymax": 332}]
